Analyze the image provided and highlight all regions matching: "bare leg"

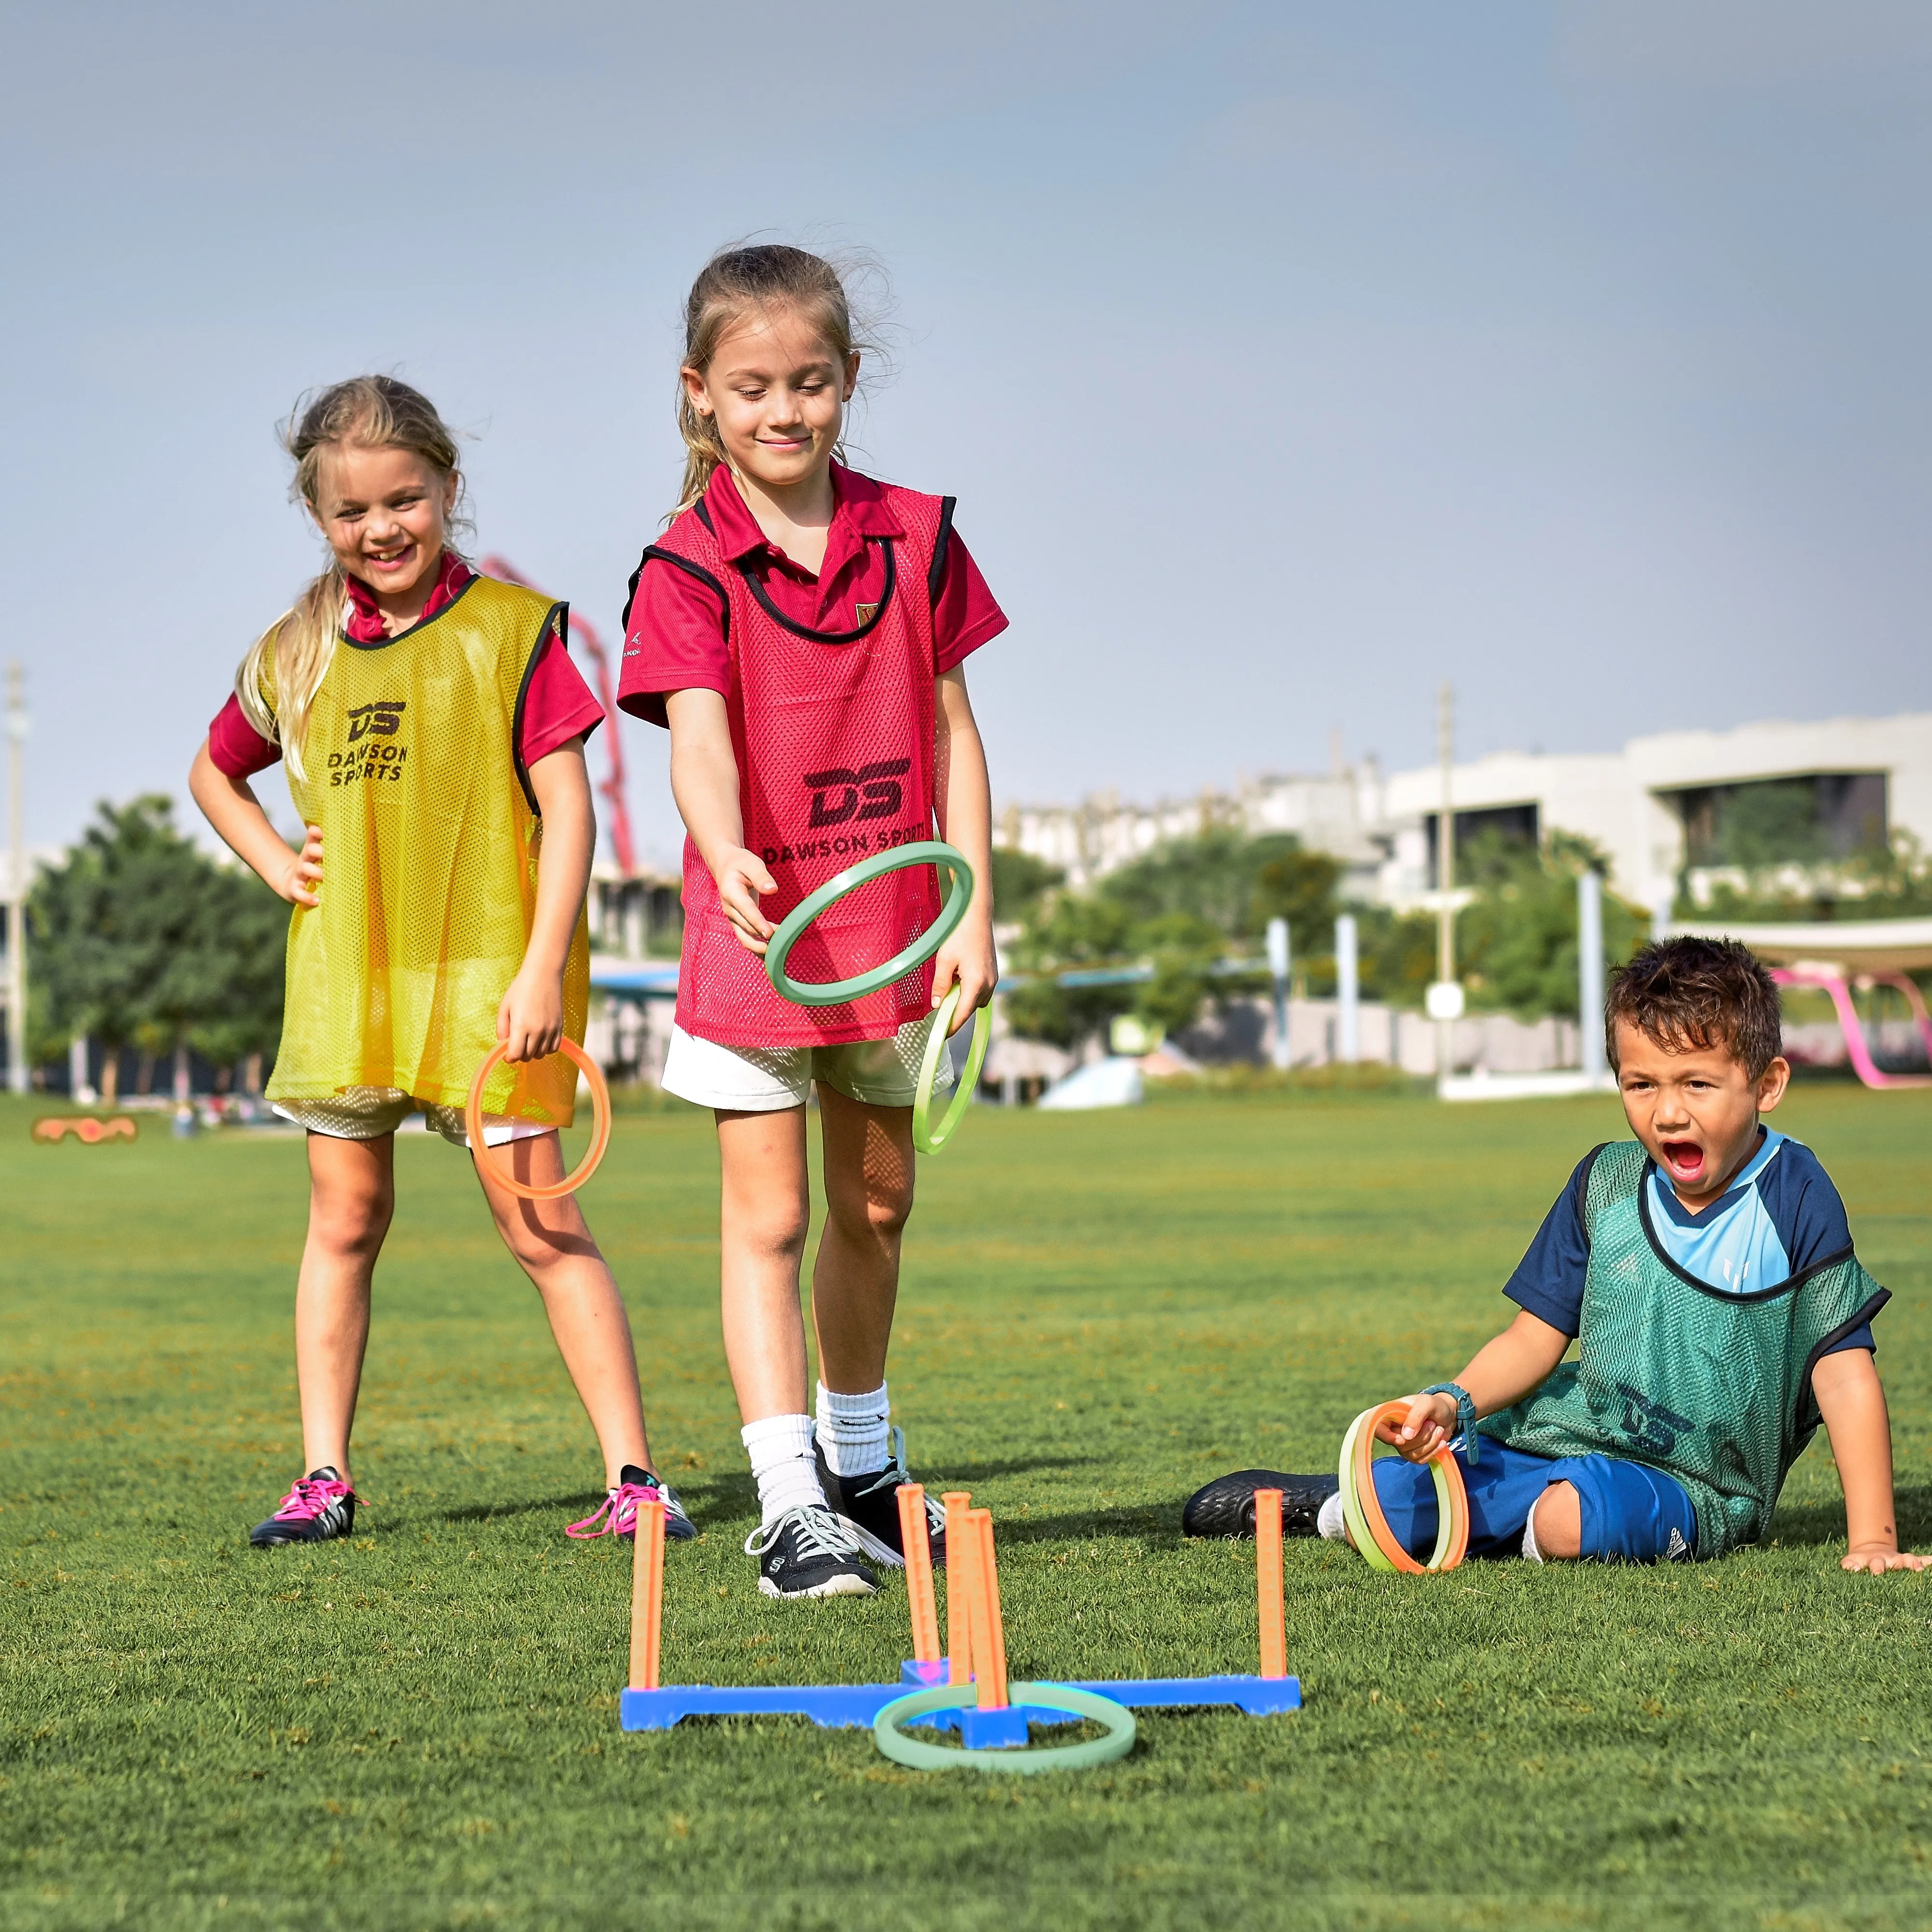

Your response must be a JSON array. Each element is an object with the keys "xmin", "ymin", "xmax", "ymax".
[
  {"xmin": 714, "ymin": 1107, "xmax": 812, "ymax": 1423},
  {"xmin": 475, "ymin": 1133, "xmax": 653, "ymax": 1487},
  {"xmin": 1531, "ymin": 1481, "xmax": 1583, "ymax": 1559},
  {"xmin": 295, "ymin": 1132, "xmax": 396, "ymax": 1486},
  {"xmin": 811, "ymin": 1088, "xmax": 916, "ymax": 1394}
]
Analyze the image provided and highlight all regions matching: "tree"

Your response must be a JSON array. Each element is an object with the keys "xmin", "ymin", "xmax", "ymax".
[
  {"xmin": 29, "ymin": 796, "xmax": 287, "ymax": 1098},
  {"xmin": 1456, "ymin": 830, "xmax": 1647, "ymax": 1021},
  {"xmin": 988, "ymin": 848, "xmax": 1064, "ymax": 922},
  {"xmin": 1000, "ymin": 830, "xmax": 1341, "ymax": 1047}
]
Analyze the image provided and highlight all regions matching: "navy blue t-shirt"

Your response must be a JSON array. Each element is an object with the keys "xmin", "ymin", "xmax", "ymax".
[{"xmin": 1504, "ymin": 1129, "xmax": 1874, "ymax": 1354}]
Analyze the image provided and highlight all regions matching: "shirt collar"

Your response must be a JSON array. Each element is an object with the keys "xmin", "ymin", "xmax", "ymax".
[
  {"xmin": 1648, "ymin": 1126, "xmax": 1783, "ymax": 1228},
  {"xmin": 342, "ymin": 549, "xmax": 472, "ymax": 643},
  {"xmin": 702, "ymin": 461, "xmax": 901, "ymax": 567}
]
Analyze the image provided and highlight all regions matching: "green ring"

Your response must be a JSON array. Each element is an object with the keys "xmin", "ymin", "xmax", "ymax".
[
  {"xmin": 872, "ymin": 1683, "xmax": 1136, "ymax": 1774},
  {"xmin": 764, "ymin": 841, "xmax": 973, "ymax": 1008},
  {"xmin": 912, "ymin": 982, "xmax": 992, "ymax": 1155},
  {"xmin": 1337, "ymin": 1406, "xmax": 1456, "ymax": 1573}
]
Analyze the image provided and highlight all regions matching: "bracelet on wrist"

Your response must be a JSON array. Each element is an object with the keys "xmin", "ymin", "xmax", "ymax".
[{"xmin": 1421, "ymin": 1382, "xmax": 1480, "ymax": 1465}]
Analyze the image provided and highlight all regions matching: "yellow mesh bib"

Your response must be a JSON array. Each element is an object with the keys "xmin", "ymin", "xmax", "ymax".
[{"xmin": 261, "ymin": 575, "xmax": 589, "ymax": 1125}]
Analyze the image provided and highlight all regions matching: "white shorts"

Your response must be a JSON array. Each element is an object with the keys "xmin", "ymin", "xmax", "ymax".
[
  {"xmin": 661, "ymin": 1017, "xmax": 955, "ymax": 1113},
  {"xmin": 272, "ymin": 1086, "xmax": 550, "ymax": 1149}
]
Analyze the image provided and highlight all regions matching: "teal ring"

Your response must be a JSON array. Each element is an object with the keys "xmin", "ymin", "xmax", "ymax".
[
  {"xmin": 764, "ymin": 840, "xmax": 973, "ymax": 1008},
  {"xmin": 871, "ymin": 1682, "xmax": 1136, "ymax": 1774}
]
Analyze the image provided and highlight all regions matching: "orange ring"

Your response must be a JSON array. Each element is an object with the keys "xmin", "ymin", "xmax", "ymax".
[
  {"xmin": 1346, "ymin": 1399, "xmax": 1470, "ymax": 1574},
  {"xmin": 465, "ymin": 1039, "xmax": 611, "ymax": 1202}
]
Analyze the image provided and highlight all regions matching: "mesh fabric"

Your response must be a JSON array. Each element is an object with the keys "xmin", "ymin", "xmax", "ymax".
[
  {"xmin": 655, "ymin": 482, "xmax": 952, "ymax": 1047},
  {"xmin": 1481, "ymin": 1139, "xmax": 1886, "ymax": 1556},
  {"xmin": 263, "ymin": 576, "xmax": 589, "ymax": 1126}
]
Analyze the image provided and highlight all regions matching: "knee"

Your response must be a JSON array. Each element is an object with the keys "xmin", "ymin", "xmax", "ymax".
[
  {"xmin": 735, "ymin": 1196, "xmax": 811, "ymax": 1265},
  {"xmin": 1531, "ymin": 1481, "xmax": 1583, "ymax": 1561},
  {"xmin": 827, "ymin": 1171, "xmax": 913, "ymax": 1246},
  {"xmin": 310, "ymin": 1179, "xmax": 393, "ymax": 1259}
]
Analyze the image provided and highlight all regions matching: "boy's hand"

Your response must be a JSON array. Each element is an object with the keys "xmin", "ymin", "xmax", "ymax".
[
  {"xmin": 710, "ymin": 845, "xmax": 778, "ymax": 955},
  {"xmin": 274, "ymin": 824, "xmax": 323, "ymax": 908},
  {"xmin": 1378, "ymin": 1392, "xmax": 1460, "ymax": 1463},
  {"xmin": 1843, "ymin": 1543, "xmax": 1929, "ymax": 1575},
  {"xmin": 497, "ymin": 965, "xmax": 565, "ymax": 1065}
]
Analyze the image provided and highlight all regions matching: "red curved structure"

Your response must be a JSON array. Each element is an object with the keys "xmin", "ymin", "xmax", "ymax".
[{"xmin": 481, "ymin": 554, "xmax": 637, "ymax": 876}]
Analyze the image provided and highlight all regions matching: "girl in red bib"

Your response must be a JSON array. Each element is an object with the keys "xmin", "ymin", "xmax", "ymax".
[{"xmin": 620, "ymin": 246, "xmax": 1004, "ymax": 1599}]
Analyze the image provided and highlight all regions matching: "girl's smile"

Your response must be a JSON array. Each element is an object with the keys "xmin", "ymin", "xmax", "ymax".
[{"xmin": 312, "ymin": 441, "xmax": 458, "ymax": 630}]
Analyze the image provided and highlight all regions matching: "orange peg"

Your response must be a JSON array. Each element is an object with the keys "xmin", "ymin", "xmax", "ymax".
[
  {"xmin": 1253, "ymin": 1487, "xmax": 1287, "ymax": 1680},
  {"xmin": 941, "ymin": 1491, "xmax": 973, "ymax": 1685},
  {"xmin": 967, "ymin": 1508, "xmax": 1010, "ymax": 1710},
  {"xmin": 628, "ymin": 1496, "xmax": 666, "ymax": 1691},
  {"xmin": 897, "ymin": 1483, "xmax": 942, "ymax": 1666}
]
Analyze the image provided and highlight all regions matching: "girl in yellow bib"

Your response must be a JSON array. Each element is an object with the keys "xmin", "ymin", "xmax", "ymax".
[{"xmin": 190, "ymin": 376, "xmax": 692, "ymax": 1550}]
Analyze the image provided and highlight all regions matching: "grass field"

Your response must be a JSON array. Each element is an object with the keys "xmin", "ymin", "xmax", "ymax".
[{"xmin": 3, "ymin": 1082, "xmax": 1931, "ymax": 1931}]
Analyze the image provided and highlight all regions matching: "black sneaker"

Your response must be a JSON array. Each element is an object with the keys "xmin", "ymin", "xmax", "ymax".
[
  {"xmin": 250, "ymin": 1467, "xmax": 357, "ymax": 1547},
  {"xmin": 1181, "ymin": 1469, "xmax": 1338, "ymax": 1539},
  {"xmin": 814, "ymin": 1427, "xmax": 948, "ymax": 1570},
  {"xmin": 744, "ymin": 1504, "xmax": 880, "ymax": 1599}
]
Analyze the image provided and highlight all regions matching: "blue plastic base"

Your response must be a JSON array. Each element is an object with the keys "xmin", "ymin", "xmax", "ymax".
[{"xmin": 619, "ymin": 1661, "xmax": 1300, "ymax": 1733}]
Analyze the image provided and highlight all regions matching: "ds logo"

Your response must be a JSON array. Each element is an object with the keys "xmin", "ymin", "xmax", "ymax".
[
  {"xmin": 805, "ymin": 758, "xmax": 912, "ymax": 827},
  {"xmin": 346, "ymin": 701, "xmax": 406, "ymax": 743}
]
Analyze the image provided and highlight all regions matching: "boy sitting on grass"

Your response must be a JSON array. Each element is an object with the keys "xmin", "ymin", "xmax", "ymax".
[{"xmin": 1185, "ymin": 937, "xmax": 1926, "ymax": 1573}]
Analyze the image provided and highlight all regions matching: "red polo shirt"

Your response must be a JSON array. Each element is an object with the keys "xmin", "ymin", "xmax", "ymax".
[
  {"xmin": 207, "ymin": 552, "xmax": 603, "ymax": 781},
  {"xmin": 617, "ymin": 463, "xmax": 1006, "ymax": 727}
]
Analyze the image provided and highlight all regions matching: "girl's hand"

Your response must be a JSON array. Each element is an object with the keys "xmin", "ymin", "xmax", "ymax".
[
  {"xmin": 710, "ymin": 844, "xmax": 779, "ymax": 954},
  {"xmin": 1377, "ymin": 1392, "xmax": 1459, "ymax": 1463},
  {"xmin": 497, "ymin": 964, "xmax": 565, "ymax": 1065},
  {"xmin": 929, "ymin": 915, "xmax": 998, "ymax": 1035},
  {"xmin": 1842, "ymin": 1543, "xmax": 1930, "ymax": 1575},
  {"xmin": 274, "ymin": 825, "xmax": 324, "ymax": 908}
]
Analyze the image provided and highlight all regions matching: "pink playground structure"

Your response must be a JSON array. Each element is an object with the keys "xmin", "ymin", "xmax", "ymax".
[{"xmin": 1677, "ymin": 918, "xmax": 1932, "ymax": 1091}]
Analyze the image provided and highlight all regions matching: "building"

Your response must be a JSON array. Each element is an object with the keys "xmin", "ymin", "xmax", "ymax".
[{"xmin": 999, "ymin": 711, "xmax": 1932, "ymax": 915}]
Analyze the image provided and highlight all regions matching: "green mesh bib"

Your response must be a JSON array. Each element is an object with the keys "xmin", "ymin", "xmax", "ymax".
[{"xmin": 1479, "ymin": 1140, "xmax": 1886, "ymax": 1557}]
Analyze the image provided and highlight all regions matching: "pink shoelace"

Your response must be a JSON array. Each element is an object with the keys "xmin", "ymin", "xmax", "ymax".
[
  {"xmin": 271, "ymin": 1475, "xmax": 353, "ymax": 1521},
  {"xmin": 567, "ymin": 1480, "xmax": 661, "ymax": 1539}
]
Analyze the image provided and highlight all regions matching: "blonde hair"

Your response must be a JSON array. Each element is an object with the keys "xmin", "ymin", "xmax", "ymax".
[
  {"xmin": 235, "ymin": 376, "xmax": 465, "ymax": 782},
  {"xmin": 674, "ymin": 243, "xmax": 881, "ymax": 515}
]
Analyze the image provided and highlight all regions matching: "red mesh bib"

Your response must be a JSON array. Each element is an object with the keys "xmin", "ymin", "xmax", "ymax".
[{"xmin": 644, "ymin": 480, "xmax": 954, "ymax": 1047}]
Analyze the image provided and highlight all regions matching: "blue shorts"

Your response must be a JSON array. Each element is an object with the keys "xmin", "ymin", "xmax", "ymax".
[{"xmin": 1368, "ymin": 1439, "xmax": 1697, "ymax": 1563}]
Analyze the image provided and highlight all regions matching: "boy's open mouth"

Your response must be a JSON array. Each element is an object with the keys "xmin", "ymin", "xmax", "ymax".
[{"xmin": 1659, "ymin": 1139, "xmax": 1705, "ymax": 1181}]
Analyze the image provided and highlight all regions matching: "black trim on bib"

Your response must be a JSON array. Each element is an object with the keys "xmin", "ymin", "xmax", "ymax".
[
  {"xmin": 337, "ymin": 570, "xmax": 480, "ymax": 652},
  {"xmin": 623, "ymin": 546, "xmax": 729, "ymax": 643},
  {"xmin": 739, "ymin": 537, "xmax": 895, "ymax": 644},
  {"xmin": 695, "ymin": 499, "xmax": 716, "ymax": 536},
  {"xmin": 510, "ymin": 602, "xmax": 566, "ymax": 817},
  {"xmin": 1794, "ymin": 1288, "xmax": 1891, "ymax": 1436},
  {"xmin": 1634, "ymin": 1161, "xmax": 1856, "ymax": 1305},
  {"xmin": 927, "ymin": 497, "xmax": 957, "ymax": 608}
]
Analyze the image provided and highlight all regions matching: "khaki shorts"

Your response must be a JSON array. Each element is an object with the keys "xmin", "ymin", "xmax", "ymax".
[
  {"xmin": 272, "ymin": 1086, "xmax": 552, "ymax": 1148},
  {"xmin": 661, "ymin": 1017, "xmax": 955, "ymax": 1113}
]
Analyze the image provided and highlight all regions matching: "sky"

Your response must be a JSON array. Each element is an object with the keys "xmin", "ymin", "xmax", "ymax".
[{"xmin": 2, "ymin": 0, "xmax": 1929, "ymax": 868}]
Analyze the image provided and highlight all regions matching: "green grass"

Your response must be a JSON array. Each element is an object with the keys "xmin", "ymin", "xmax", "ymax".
[{"xmin": 3, "ymin": 1084, "xmax": 1931, "ymax": 1931}]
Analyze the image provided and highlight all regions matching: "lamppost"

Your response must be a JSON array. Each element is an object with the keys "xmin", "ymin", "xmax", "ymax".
[
  {"xmin": 5, "ymin": 664, "xmax": 27, "ymax": 1095},
  {"xmin": 1425, "ymin": 682, "xmax": 1464, "ymax": 1083}
]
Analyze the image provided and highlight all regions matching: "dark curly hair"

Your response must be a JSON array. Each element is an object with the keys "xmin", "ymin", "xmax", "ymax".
[{"xmin": 1605, "ymin": 937, "xmax": 1784, "ymax": 1079}]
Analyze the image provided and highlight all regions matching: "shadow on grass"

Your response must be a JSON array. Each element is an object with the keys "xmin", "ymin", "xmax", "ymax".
[
  {"xmin": 440, "ymin": 1492, "xmax": 606, "ymax": 1524},
  {"xmin": 1767, "ymin": 1484, "xmax": 1932, "ymax": 1548},
  {"xmin": 992, "ymin": 1502, "xmax": 1185, "ymax": 1545}
]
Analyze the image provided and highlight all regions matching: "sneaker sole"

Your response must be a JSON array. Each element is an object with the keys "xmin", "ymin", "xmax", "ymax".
[{"xmin": 756, "ymin": 1572, "xmax": 879, "ymax": 1600}]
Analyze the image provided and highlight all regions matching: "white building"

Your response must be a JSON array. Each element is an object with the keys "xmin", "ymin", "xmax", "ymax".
[{"xmin": 1001, "ymin": 711, "xmax": 1932, "ymax": 914}]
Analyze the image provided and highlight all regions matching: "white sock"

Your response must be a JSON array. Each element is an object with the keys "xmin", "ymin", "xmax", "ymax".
[
  {"xmin": 741, "ymin": 1414, "xmax": 824, "ymax": 1526},
  {"xmin": 815, "ymin": 1381, "xmax": 891, "ymax": 1477},
  {"xmin": 1520, "ymin": 1510, "xmax": 1545, "ymax": 1563},
  {"xmin": 1317, "ymin": 1491, "xmax": 1350, "ymax": 1544}
]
